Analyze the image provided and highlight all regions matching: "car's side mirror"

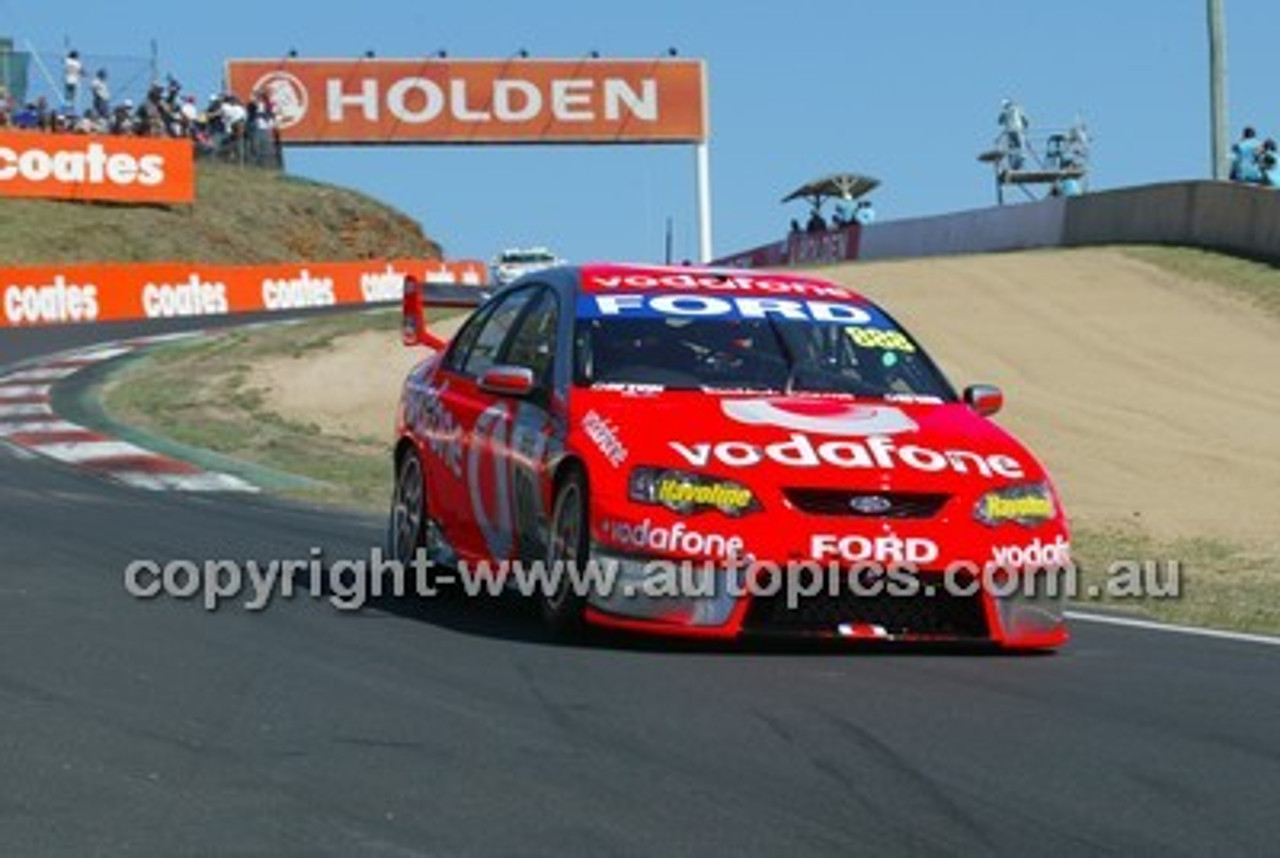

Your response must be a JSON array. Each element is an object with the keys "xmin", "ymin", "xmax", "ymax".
[
  {"xmin": 479, "ymin": 365, "xmax": 536, "ymax": 398},
  {"xmin": 964, "ymin": 384, "xmax": 1004, "ymax": 416}
]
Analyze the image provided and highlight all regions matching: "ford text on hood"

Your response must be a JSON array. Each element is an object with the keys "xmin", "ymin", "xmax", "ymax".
[{"xmin": 394, "ymin": 264, "xmax": 1070, "ymax": 649}]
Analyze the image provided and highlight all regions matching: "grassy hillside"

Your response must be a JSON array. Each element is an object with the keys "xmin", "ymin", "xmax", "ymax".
[{"xmin": 0, "ymin": 163, "xmax": 441, "ymax": 265}]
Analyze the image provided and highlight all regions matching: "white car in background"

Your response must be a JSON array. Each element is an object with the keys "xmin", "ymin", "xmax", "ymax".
[{"xmin": 490, "ymin": 247, "xmax": 564, "ymax": 287}]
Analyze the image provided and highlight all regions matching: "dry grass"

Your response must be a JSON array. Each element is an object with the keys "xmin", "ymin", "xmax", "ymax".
[{"xmin": 0, "ymin": 163, "xmax": 441, "ymax": 265}]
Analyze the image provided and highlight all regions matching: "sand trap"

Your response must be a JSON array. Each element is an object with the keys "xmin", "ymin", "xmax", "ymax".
[
  {"xmin": 250, "ymin": 317, "xmax": 463, "ymax": 444},
  {"xmin": 248, "ymin": 249, "xmax": 1280, "ymax": 546}
]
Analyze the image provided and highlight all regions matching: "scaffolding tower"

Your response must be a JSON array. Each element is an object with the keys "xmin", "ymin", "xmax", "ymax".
[{"xmin": 979, "ymin": 100, "xmax": 1090, "ymax": 205}]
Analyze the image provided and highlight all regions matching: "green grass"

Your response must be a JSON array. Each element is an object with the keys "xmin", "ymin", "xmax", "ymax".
[
  {"xmin": 0, "ymin": 163, "xmax": 442, "ymax": 265},
  {"xmin": 102, "ymin": 309, "xmax": 423, "ymax": 510},
  {"xmin": 1124, "ymin": 245, "xmax": 1280, "ymax": 321},
  {"xmin": 1070, "ymin": 523, "xmax": 1280, "ymax": 635}
]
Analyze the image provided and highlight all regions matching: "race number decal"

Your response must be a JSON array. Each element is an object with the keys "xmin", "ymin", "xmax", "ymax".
[{"xmin": 845, "ymin": 326, "xmax": 916, "ymax": 353}]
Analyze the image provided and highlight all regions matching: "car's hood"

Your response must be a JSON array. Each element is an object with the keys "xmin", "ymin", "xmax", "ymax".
[{"xmin": 571, "ymin": 389, "xmax": 1050, "ymax": 495}]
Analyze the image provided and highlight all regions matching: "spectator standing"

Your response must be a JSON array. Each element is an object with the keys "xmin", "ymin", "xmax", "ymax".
[
  {"xmin": 998, "ymin": 98, "xmax": 1030, "ymax": 170},
  {"xmin": 854, "ymin": 200, "xmax": 877, "ymax": 225},
  {"xmin": 90, "ymin": 69, "xmax": 110, "ymax": 118},
  {"xmin": 832, "ymin": 192, "xmax": 855, "ymax": 226},
  {"xmin": 63, "ymin": 50, "xmax": 83, "ymax": 110},
  {"xmin": 1230, "ymin": 127, "xmax": 1263, "ymax": 183},
  {"xmin": 1260, "ymin": 139, "xmax": 1280, "ymax": 188}
]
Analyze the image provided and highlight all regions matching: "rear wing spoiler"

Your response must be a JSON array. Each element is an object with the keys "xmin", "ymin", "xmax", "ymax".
[{"xmin": 402, "ymin": 276, "xmax": 492, "ymax": 350}]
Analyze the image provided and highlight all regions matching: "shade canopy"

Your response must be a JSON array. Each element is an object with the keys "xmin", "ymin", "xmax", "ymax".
[{"xmin": 781, "ymin": 173, "xmax": 880, "ymax": 205}]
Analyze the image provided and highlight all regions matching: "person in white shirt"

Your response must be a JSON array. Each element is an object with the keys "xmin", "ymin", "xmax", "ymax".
[
  {"xmin": 63, "ymin": 50, "xmax": 83, "ymax": 109},
  {"xmin": 90, "ymin": 69, "xmax": 110, "ymax": 118}
]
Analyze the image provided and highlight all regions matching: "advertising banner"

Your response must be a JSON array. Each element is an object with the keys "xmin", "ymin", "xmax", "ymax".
[
  {"xmin": 225, "ymin": 58, "xmax": 708, "ymax": 144},
  {"xmin": 0, "ymin": 130, "xmax": 195, "ymax": 204},
  {"xmin": 0, "ymin": 258, "xmax": 487, "ymax": 328}
]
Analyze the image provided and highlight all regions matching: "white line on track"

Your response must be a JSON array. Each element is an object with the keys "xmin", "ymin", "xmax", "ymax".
[
  {"xmin": 0, "ymin": 420, "xmax": 86, "ymax": 437},
  {"xmin": 58, "ymin": 346, "xmax": 135, "ymax": 363},
  {"xmin": 28, "ymin": 440, "xmax": 152, "ymax": 464},
  {"xmin": 0, "ymin": 385, "xmax": 51, "ymax": 400},
  {"xmin": 112, "ymin": 472, "xmax": 259, "ymax": 493},
  {"xmin": 0, "ymin": 403, "xmax": 54, "ymax": 418},
  {"xmin": 0, "ymin": 366, "xmax": 83, "ymax": 382},
  {"xmin": 1066, "ymin": 610, "xmax": 1280, "ymax": 648},
  {"xmin": 127, "ymin": 332, "xmax": 200, "ymax": 346}
]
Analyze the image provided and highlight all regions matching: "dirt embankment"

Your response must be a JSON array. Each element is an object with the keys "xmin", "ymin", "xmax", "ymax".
[{"xmin": 826, "ymin": 249, "xmax": 1280, "ymax": 547}]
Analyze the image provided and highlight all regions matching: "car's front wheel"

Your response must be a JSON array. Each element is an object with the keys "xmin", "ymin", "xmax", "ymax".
[{"xmin": 541, "ymin": 467, "xmax": 589, "ymax": 635}]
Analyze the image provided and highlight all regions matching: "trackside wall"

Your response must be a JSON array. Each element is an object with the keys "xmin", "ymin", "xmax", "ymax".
[{"xmin": 719, "ymin": 181, "xmax": 1280, "ymax": 266}]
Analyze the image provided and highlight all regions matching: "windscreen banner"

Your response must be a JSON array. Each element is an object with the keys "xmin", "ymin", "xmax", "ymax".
[
  {"xmin": 0, "ymin": 130, "xmax": 195, "ymax": 204},
  {"xmin": 0, "ymin": 258, "xmax": 486, "ymax": 328},
  {"xmin": 225, "ymin": 58, "xmax": 708, "ymax": 144}
]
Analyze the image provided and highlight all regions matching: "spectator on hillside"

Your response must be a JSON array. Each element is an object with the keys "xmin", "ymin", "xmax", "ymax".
[
  {"xmin": 63, "ymin": 50, "xmax": 83, "ymax": 109},
  {"xmin": 110, "ymin": 99, "xmax": 135, "ymax": 135},
  {"xmin": 1230, "ymin": 127, "xmax": 1263, "ymax": 183},
  {"xmin": 90, "ymin": 69, "xmax": 110, "ymax": 118},
  {"xmin": 13, "ymin": 101, "xmax": 40, "ymax": 129}
]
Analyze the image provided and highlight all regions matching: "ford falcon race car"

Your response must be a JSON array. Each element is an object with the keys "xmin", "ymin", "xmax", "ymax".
[{"xmin": 390, "ymin": 264, "xmax": 1069, "ymax": 648}]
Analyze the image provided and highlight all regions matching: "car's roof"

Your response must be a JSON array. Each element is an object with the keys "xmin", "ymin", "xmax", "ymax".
[
  {"xmin": 497, "ymin": 247, "xmax": 557, "ymax": 260},
  {"xmin": 573, "ymin": 263, "xmax": 870, "ymax": 303}
]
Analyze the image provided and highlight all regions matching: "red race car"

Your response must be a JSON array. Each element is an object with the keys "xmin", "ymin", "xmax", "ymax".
[{"xmin": 390, "ymin": 264, "xmax": 1069, "ymax": 648}]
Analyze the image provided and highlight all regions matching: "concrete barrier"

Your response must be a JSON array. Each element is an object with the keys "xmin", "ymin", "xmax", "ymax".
[
  {"xmin": 859, "ymin": 197, "xmax": 1066, "ymax": 261},
  {"xmin": 717, "ymin": 180, "xmax": 1280, "ymax": 267},
  {"xmin": 1063, "ymin": 181, "xmax": 1280, "ymax": 261}
]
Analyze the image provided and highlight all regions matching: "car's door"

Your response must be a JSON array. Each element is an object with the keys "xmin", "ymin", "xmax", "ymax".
[
  {"xmin": 492, "ymin": 287, "xmax": 562, "ymax": 562},
  {"xmin": 434, "ymin": 285, "xmax": 540, "ymax": 562},
  {"xmin": 419, "ymin": 289, "xmax": 529, "ymax": 557}
]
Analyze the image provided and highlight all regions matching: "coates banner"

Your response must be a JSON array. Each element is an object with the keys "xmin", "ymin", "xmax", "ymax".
[
  {"xmin": 0, "ymin": 258, "xmax": 486, "ymax": 328},
  {"xmin": 0, "ymin": 130, "xmax": 195, "ymax": 204},
  {"xmin": 225, "ymin": 58, "xmax": 708, "ymax": 144}
]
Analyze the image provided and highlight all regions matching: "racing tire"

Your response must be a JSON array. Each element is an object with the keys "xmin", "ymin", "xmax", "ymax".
[
  {"xmin": 541, "ymin": 467, "xmax": 590, "ymax": 636},
  {"xmin": 388, "ymin": 448, "xmax": 428, "ymax": 569}
]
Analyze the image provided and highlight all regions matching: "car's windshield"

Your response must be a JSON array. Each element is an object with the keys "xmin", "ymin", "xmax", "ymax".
[{"xmin": 574, "ymin": 311, "xmax": 955, "ymax": 400}]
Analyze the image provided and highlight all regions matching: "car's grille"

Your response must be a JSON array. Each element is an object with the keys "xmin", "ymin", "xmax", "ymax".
[
  {"xmin": 783, "ymin": 488, "xmax": 950, "ymax": 519},
  {"xmin": 743, "ymin": 572, "xmax": 989, "ymax": 638}
]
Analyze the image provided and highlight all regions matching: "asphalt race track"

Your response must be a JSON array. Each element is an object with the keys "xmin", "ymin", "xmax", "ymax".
[{"xmin": 3, "ymin": 317, "xmax": 1279, "ymax": 855}]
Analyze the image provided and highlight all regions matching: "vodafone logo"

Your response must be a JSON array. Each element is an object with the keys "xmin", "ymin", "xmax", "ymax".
[
  {"xmin": 253, "ymin": 71, "xmax": 309, "ymax": 129},
  {"xmin": 990, "ymin": 536, "xmax": 1071, "ymax": 570},
  {"xmin": 3, "ymin": 276, "xmax": 99, "ymax": 325},
  {"xmin": 142, "ymin": 275, "xmax": 229, "ymax": 318},
  {"xmin": 722, "ymin": 399, "xmax": 918, "ymax": 437},
  {"xmin": 0, "ymin": 140, "xmax": 164, "ymax": 187},
  {"xmin": 261, "ymin": 270, "xmax": 335, "ymax": 310}
]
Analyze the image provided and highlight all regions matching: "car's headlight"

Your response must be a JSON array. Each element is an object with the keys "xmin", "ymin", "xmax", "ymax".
[
  {"xmin": 974, "ymin": 482, "xmax": 1057, "ymax": 527},
  {"xmin": 628, "ymin": 467, "xmax": 761, "ymax": 516}
]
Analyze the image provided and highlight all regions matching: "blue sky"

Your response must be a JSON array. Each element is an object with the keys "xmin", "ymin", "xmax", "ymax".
[{"xmin": 4, "ymin": 1, "xmax": 1274, "ymax": 263}]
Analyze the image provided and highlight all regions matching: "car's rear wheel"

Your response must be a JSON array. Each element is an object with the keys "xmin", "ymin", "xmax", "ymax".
[
  {"xmin": 541, "ymin": 467, "xmax": 589, "ymax": 635},
  {"xmin": 389, "ymin": 448, "xmax": 427, "ymax": 567}
]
